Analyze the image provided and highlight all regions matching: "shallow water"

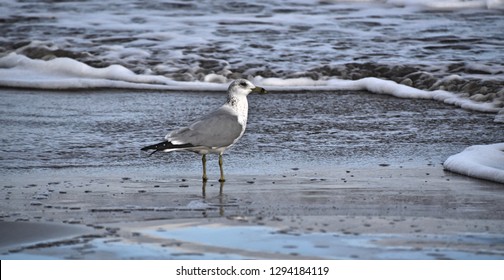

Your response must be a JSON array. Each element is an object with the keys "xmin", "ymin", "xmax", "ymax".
[
  {"xmin": 3, "ymin": 220, "xmax": 503, "ymax": 260},
  {"xmin": 0, "ymin": 89, "xmax": 502, "ymax": 178},
  {"xmin": 147, "ymin": 224, "xmax": 504, "ymax": 259}
]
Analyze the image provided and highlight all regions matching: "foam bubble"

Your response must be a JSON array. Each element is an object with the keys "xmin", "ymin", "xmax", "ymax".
[
  {"xmin": 203, "ymin": 73, "xmax": 228, "ymax": 84},
  {"xmin": 444, "ymin": 143, "xmax": 504, "ymax": 184}
]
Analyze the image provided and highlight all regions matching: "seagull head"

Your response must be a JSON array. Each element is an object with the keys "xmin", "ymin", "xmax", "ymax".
[{"xmin": 228, "ymin": 79, "xmax": 267, "ymax": 97}]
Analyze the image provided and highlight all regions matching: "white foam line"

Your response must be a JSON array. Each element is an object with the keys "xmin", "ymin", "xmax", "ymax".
[
  {"xmin": 254, "ymin": 76, "xmax": 501, "ymax": 113},
  {"xmin": 0, "ymin": 53, "xmax": 225, "ymax": 91},
  {"xmin": 0, "ymin": 53, "xmax": 501, "ymax": 116}
]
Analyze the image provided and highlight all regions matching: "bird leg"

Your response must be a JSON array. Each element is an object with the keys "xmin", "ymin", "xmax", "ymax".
[
  {"xmin": 201, "ymin": 154, "xmax": 208, "ymax": 182},
  {"xmin": 201, "ymin": 180, "xmax": 207, "ymax": 198},
  {"xmin": 218, "ymin": 154, "xmax": 225, "ymax": 182}
]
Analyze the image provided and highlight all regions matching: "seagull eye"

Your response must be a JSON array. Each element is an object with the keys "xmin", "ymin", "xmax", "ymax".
[{"xmin": 239, "ymin": 81, "xmax": 247, "ymax": 87}]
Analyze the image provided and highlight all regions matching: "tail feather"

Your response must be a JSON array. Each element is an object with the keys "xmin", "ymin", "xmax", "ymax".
[{"xmin": 141, "ymin": 141, "xmax": 194, "ymax": 156}]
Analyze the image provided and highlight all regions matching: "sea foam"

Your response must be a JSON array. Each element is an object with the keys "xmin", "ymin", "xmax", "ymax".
[
  {"xmin": 384, "ymin": 0, "xmax": 504, "ymax": 10},
  {"xmin": 444, "ymin": 143, "xmax": 504, "ymax": 184},
  {"xmin": 0, "ymin": 53, "xmax": 222, "ymax": 91},
  {"xmin": 253, "ymin": 76, "xmax": 501, "ymax": 114},
  {"xmin": 0, "ymin": 53, "xmax": 501, "ymax": 121}
]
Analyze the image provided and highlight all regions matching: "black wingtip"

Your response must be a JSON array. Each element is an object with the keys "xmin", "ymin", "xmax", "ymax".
[
  {"xmin": 139, "ymin": 145, "xmax": 159, "ymax": 157},
  {"xmin": 141, "ymin": 141, "xmax": 195, "ymax": 155},
  {"xmin": 140, "ymin": 143, "xmax": 159, "ymax": 152},
  {"xmin": 140, "ymin": 142, "xmax": 163, "ymax": 154}
]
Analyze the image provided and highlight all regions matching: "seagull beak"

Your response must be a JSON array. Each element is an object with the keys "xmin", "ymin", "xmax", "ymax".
[{"xmin": 251, "ymin": 86, "xmax": 267, "ymax": 94}]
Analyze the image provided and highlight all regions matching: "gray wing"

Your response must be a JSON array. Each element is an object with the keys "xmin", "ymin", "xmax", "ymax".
[{"xmin": 166, "ymin": 106, "xmax": 244, "ymax": 148}]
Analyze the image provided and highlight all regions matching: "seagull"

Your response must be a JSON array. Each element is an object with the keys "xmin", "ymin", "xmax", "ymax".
[{"xmin": 141, "ymin": 79, "xmax": 267, "ymax": 182}]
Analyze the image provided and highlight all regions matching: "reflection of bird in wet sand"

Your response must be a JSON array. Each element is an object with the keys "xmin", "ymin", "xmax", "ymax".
[{"xmin": 141, "ymin": 79, "xmax": 267, "ymax": 182}]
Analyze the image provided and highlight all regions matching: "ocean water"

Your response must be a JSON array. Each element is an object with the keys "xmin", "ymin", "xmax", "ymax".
[
  {"xmin": 1, "ymin": 0, "xmax": 503, "ymax": 90},
  {"xmin": 0, "ymin": 0, "xmax": 503, "ymax": 181}
]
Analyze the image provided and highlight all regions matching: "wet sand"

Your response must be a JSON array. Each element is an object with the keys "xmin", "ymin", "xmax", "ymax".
[
  {"xmin": 1, "ymin": 88, "xmax": 503, "ymax": 259},
  {"xmin": 1, "ymin": 165, "xmax": 503, "ymax": 259}
]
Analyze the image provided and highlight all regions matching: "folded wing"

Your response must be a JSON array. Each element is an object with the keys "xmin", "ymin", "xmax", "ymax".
[{"xmin": 167, "ymin": 106, "xmax": 244, "ymax": 148}]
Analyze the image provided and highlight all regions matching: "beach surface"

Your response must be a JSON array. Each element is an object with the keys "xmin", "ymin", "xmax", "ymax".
[
  {"xmin": 1, "ymin": 88, "xmax": 503, "ymax": 259},
  {"xmin": 1, "ymin": 166, "xmax": 504, "ymax": 259},
  {"xmin": 2, "ymin": 0, "xmax": 504, "ymax": 260}
]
